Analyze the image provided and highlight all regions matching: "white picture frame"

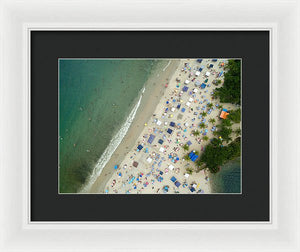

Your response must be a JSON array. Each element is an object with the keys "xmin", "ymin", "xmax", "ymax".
[{"xmin": 0, "ymin": 0, "xmax": 299, "ymax": 251}]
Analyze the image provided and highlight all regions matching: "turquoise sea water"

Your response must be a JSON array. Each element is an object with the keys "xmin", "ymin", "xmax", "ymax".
[
  {"xmin": 209, "ymin": 158, "xmax": 241, "ymax": 193},
  {"xmin": 59, "ymin": 59, "xmax": 164, "ymax": 193}
]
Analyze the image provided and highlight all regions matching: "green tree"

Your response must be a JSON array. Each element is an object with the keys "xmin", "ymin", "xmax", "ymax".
[
  {"xmin": 196, "ymin": 159, "xmax": 204, "ymax": 167},
  {"xmin": 200, "ymin": 112, "xmax": 207, "ymax": 117},
  {"xmin": 213, "ymin": 131, "xmax": 219, "ymax": 136},
  {"xmin": 183, "ymin": 144, "xmax": 190, "ymax": 151},
  {"xmin": 199, "ymin": 123, "xmax": 206, "ymax": 129},
  {"xmin": 186, "ymin": 167, "xmax": 193, "ymax": 175},
  {"xmin": 207, "ymin": 103, "xmax": 214, "ymax": 109},
  {"xmin": 217, "ymin": 126, "xmax": 232, "ymax": 143},
  {"xmin": 228, "ymin": 108, "xmax": 241, "ymax": 123},
  {"xmin": 213, "ymin": 79, "xmax": 222, "ymax": 86},
  {"xmin": 199, "ymin": 137, "xmax": 241, "ymax": 174},
  {"xmin": 214, "ymin": 60, "xmax": 241, "ymax": 105},
  {"xmin": 193, "ymin": 130, "xmax": 200, "ymax": 136},
  {"xmin": 221, "ymin": 119, "xmax": 232, "ymax": 127},
  {"xmin": 211, "ymin": 137, "xmax": 223, "ymax": 146},
  {"xmin": 208, "ymin": 118, "xmax": 216, "ymax": 124},
  {"xmin": 203, "ymin": 136, "xmax": 209, "ymax": 141},
  {"xmin": 184, "ymin": 154, "xmax": 191, "ymax": 161},
  {"xmin": 235, "ymin": 128, "xmax": 241, "ymax": 136}
]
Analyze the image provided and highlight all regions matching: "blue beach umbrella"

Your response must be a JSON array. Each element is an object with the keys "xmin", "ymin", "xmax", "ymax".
[{"xmin": 171, "ymin": 176, "xmax": 177, "ymax": 182}]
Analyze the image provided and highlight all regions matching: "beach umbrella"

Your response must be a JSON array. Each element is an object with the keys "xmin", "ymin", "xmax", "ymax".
[
  {"xmin": 175, "ymin": 181, "xmax": 181, "ymax": 187},
  {"xmin": 190, "ymin": 187, "xmax": 195, "ymax": 192},
  {"xmin": 114, "ymin": 165, "xmax": 118, "ymax": 170}
]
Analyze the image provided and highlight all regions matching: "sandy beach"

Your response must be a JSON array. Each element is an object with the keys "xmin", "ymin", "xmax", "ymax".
[
  {"xmin": 88, "ymin": 60, "xmax": 181, "ymax": 193},
  {"xmin": 88, "ymin": 59, "xmax": 240, "ymax": 194}
]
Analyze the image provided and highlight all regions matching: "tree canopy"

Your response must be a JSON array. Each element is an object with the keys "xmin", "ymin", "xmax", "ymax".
[
  {"xmin": 199, "ymin": 137, "xmax": 241, "ymax": 173},
  {"xmin": 214, "ymin": 60, "xmax": 241, "ymax": 105},
  {"xmin": 215, "ymin": 119, "xmax": 233, "ymax": 143},
  {"xmin": 228, "ymin": 108, "xmax": 241, "ymax": 123}
]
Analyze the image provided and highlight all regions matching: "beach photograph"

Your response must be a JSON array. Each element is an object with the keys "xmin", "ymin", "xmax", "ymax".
[{"xmin": 59, "ymin": 58, "xmax": 241, "ymax": 194}]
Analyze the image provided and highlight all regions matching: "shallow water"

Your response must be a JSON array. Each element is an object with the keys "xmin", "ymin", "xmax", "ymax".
[
  {"xmin": 209, "ymin": 158, "xmax": 241, "ymax": 193},
  {"xmin": 59, "ymin": 59, "xmax": 165, "ymax": 193}
]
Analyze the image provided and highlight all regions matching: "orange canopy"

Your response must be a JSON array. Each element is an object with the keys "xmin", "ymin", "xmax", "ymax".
[{"xmin": 220, "ymin": 111, "xmax": 229, "ymax": 119}]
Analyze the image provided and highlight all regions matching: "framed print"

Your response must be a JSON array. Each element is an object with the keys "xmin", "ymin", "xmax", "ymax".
[
  {"xmin": 1, "ymin": 0, "xmax": 299, "ymax": 252},
  {"xmin": 30, "ymin": 31, "xmax": 268, "ymax": 222},
  {"xmin": 58, "ymin": 57, "xmax": 242, "ymax": 196}
]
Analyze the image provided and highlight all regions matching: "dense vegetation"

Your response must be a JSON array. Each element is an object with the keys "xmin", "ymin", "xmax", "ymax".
[
  {"xmin": 214, "ymin": 60, "xmax": 241, "ymax": 105},
  {"xmin": 214, "ymin": 119, "xmax": 233, "ymax": 143},
  {"xmin": 227, "ymin": 108, "xmax": 241, "ymax": 123},
  {"xmin": 197, "ymin": 137, "xmax": 241, "ymax": 173},
  {"xmin": 192, "ymin": 60, "xmax": 241, "ymax": 174}
]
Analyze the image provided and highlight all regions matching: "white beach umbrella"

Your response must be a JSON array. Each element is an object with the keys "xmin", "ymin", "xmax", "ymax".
[
  {"xmin": 188, "ymin": 97, "xmax": 193, "ymax": 102},
  {"xmin": 195, "ymin": 71, "xmax": 200, "ymax": 76},
  {"xmin": 184, "ymin": 80, "xmax": 190, "ymax": 84},
  {"xmin": 186, "ymin": 102, "xmax": 191, "ymax": 107},
  {"xmin": 169, "ymin": 165, "xmax": 175, "ymax": 170},
  {"xmin": 205, "ymin": 71, "xmax": 210, "ymax": 77}
]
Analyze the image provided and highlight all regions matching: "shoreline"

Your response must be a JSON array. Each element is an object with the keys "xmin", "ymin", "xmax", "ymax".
[
  {"xmin": 88, "ymin": 60, "xmax": 181, "ymax": 193},
  {"xmin": 209, "ymin": 157, "xmax": 241, "ymax": 193},
  {"xmin": 102, "ymin": 59, "xmax": 213, "ymax": 194},
  {"xmin": 87, "ymin": 58, "xmax": 240, "ymax": 194}
]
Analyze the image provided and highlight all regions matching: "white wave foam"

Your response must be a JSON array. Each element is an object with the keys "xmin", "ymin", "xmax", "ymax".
[
  {"xmin": 163, "ymin": 60, "xmax": 171, "ymax": 71},
  {"xmin": 80, "ymin": 87, "xmax": 146, "ymax": 193}
]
